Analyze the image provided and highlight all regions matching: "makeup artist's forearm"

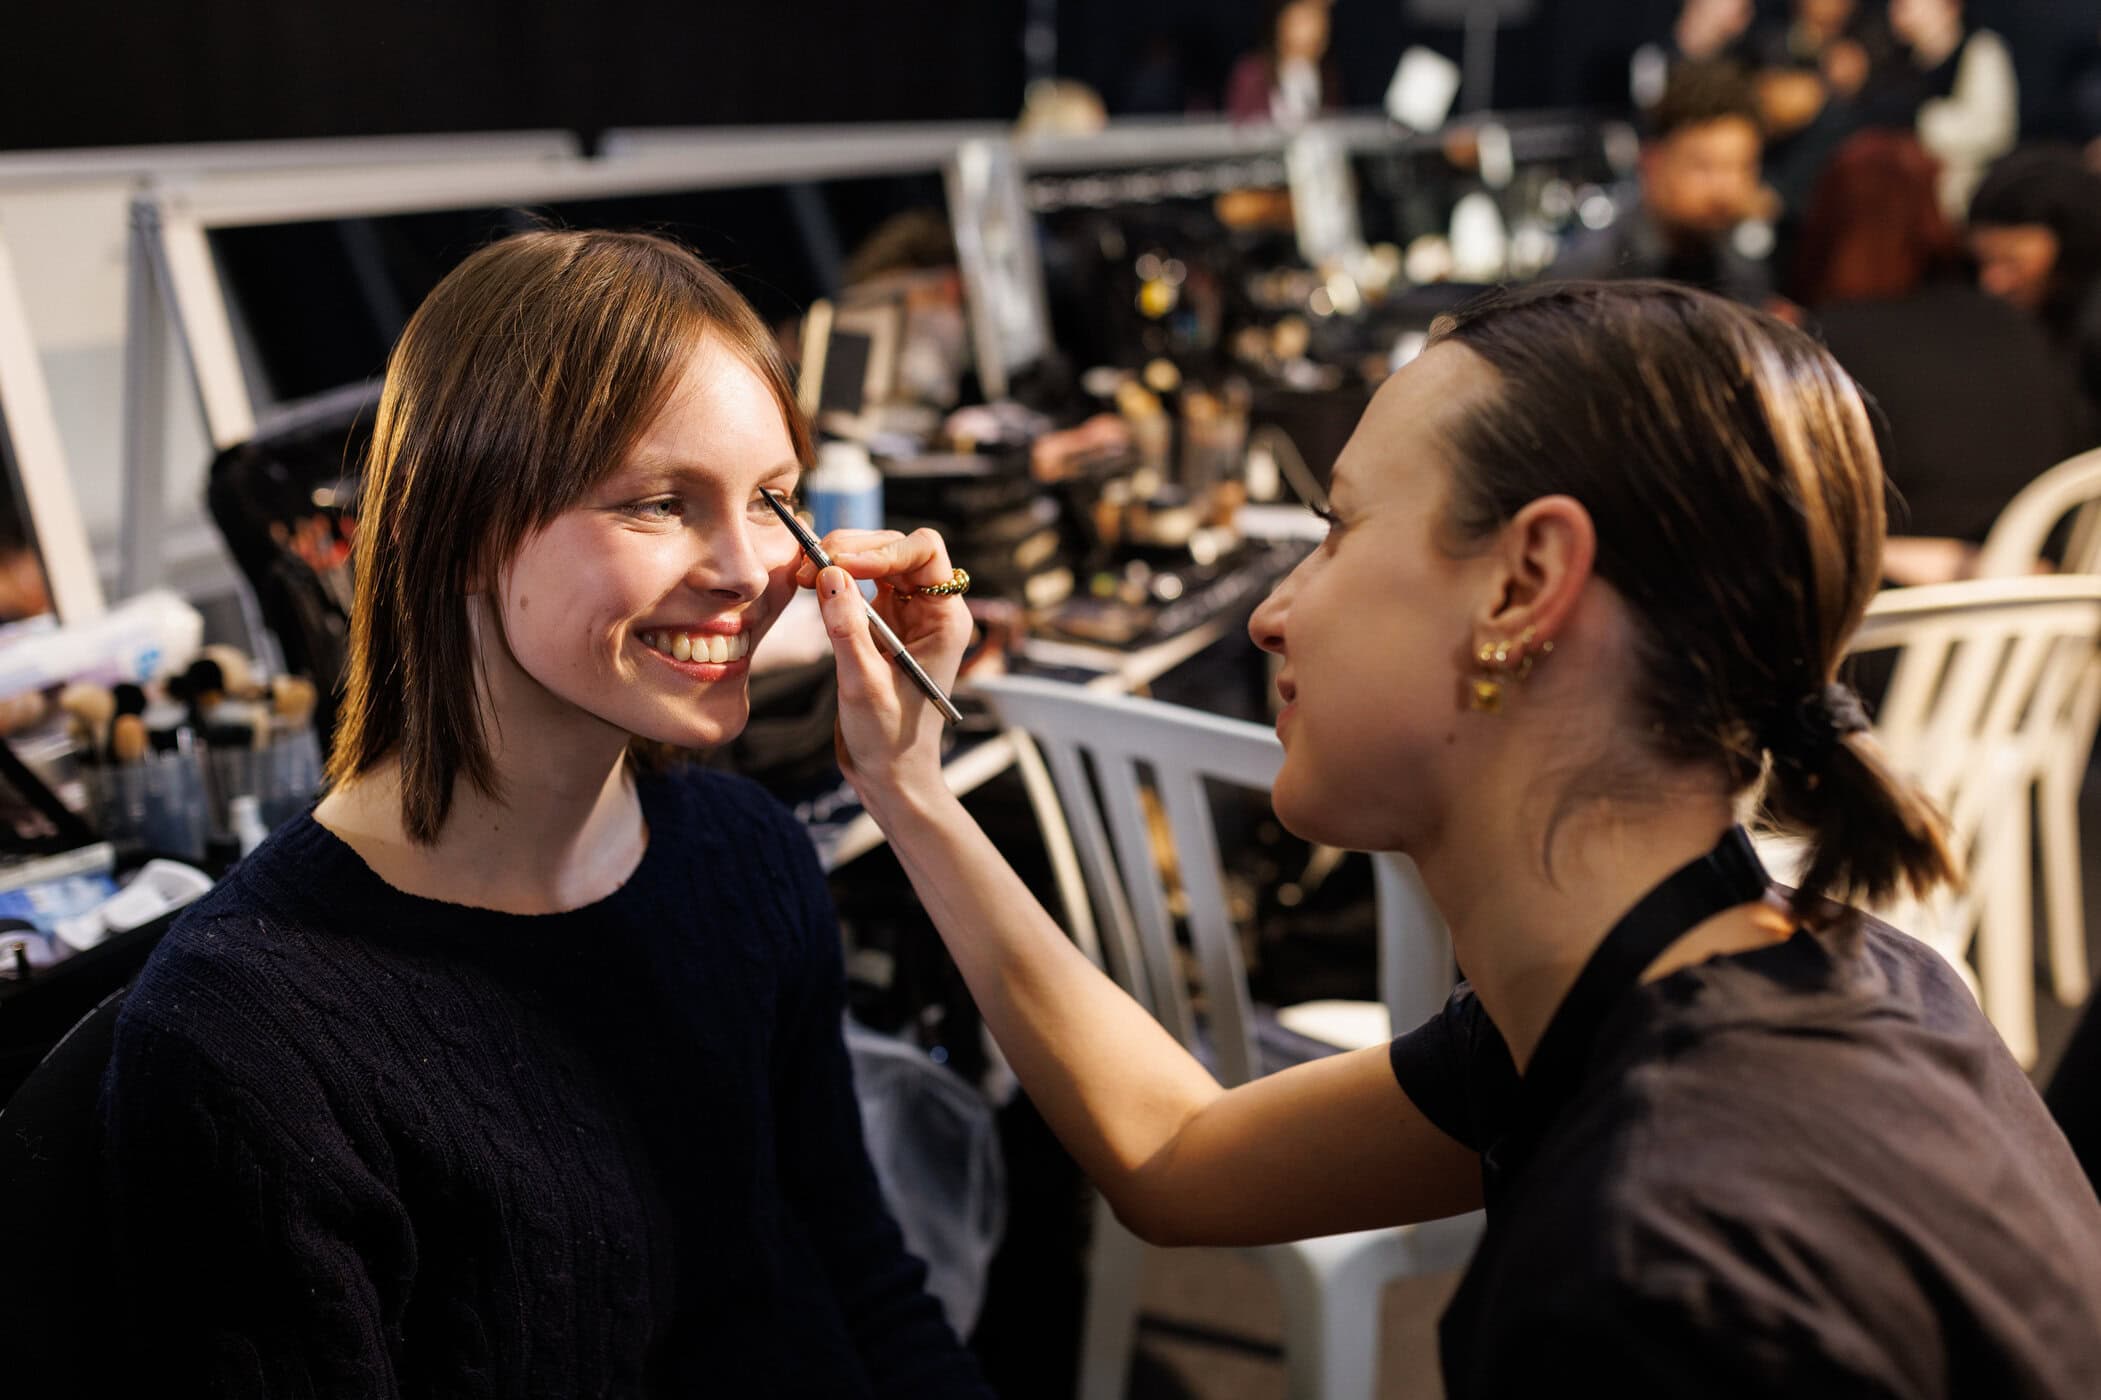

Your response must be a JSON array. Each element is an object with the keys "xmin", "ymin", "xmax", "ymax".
[
  {"xmin": 862, "ymin": 780, "xmax": 1485, "ymax": 1242},
  {"xmin": 867, "ymin": 782, "xmax": 1227, "ymax": 1204}
]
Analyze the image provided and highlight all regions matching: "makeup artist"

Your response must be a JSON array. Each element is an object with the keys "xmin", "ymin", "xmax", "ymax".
[
  {"xmin": 811, "ymin": 280, "xmax": 2101, "ymax": 1395},
  {"xmin": 97, "ymin": 230, "xmax": 989, "ymax": 1398}
]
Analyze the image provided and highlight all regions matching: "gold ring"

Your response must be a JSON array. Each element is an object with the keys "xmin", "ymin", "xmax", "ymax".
[{"xmin": 911, "ymin": 567, "xmax": 971, "ymax": 598}]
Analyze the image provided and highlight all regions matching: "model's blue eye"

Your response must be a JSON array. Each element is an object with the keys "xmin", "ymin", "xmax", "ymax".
[
  {"xmin": 624, "ymin": 497, "xmax": 682, "ymax": 521},
  {"xmin": 755, "ymin": 488, "xmax": 802, "ymax": 516}
]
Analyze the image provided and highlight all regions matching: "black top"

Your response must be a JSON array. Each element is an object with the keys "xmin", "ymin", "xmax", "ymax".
[
  {"xmin": 1392, "ymin": 845, "xmax": 2101, "ymax": 1397},
  {"xmin": 99, "ymin": 768, "xmax": 989, "ymax": 1399},
  {"xmin": 1816, "ymin": 283, "xmax": 2087, "ymax": 542}
]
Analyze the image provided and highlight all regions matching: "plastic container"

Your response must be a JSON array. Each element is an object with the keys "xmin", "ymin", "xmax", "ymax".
[
  {"xmin": 84, "ymin": 751, "xmax": 209, "ymax": 863},
  {"xmin": 0, "ymin": 589, "xmax": 203, "ymax": 699},
  {"xmin": 808, "ymin": 440, "xmax": 884, "ymax": 599}
]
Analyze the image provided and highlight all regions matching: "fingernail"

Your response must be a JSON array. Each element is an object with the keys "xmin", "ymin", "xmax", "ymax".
[{"xmin": 821, "ymin": 567, "xmax": 850, "ymax": 597}]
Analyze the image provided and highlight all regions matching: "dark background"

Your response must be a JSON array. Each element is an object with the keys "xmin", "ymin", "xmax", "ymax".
[{"xmin": 7, "ymin": 1, "xmax": 2099, "ymax": 154}]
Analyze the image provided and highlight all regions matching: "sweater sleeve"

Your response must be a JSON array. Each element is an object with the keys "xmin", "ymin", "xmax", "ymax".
[
  {"xmin": 100, "ymin": 976, "xmax": 415, "ymax": 1399},
  {"xmin": 760, "ymin": 802, "xmax": 991, "ymax": 1399}
]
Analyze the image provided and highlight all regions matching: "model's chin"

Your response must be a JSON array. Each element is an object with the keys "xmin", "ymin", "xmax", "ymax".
[{"xmin": 643, "ymin": 699, "xmax": 751, "ymax": 751}]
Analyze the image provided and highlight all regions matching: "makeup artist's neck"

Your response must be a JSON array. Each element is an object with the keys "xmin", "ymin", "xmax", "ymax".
[
  {"xmin": 1410, "ymin": 753, "xmax": 1739, "ymax": 1075},
  {"xmin": 315, "ymin": 725, "xmax": 645, "ymax": 917}
]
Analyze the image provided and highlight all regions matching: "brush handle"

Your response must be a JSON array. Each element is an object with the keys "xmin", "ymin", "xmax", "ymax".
[{"xmin": 861, "ymin": 603, "xmax": 963, "ymax": 726}]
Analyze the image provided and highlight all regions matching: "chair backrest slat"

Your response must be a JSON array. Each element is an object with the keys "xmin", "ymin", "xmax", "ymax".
[
  {"xmin": 1976, "ymin": 446, "xmax": 2101, "ymax": 577},
  {"xmin": 973, "ymin": 675, "xmax": 1450, "ymax": 1085},
  {"xmin": 1154, "ymin": 766, "xmax": 1260, "ymax": 1085},
  {"xmin": 1841, "ymin": 579, "xmax": 2101, "ymax": 957},
  {"xmin": 1089, "ymin": 744, "xmax": 1201, "ymax": 1046}
]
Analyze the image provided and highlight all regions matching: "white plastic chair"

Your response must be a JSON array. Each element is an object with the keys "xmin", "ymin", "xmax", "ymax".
[
  {"xmin": 971, "ymin": 675, "xmax": 1482, "ymax": 1400},
  {"xmin": 1766, "ymin": 576, "xmax": 2101, "ymax": 1067},
  {"xmin": 1970, "ymin": 446, "xmax": 2101, "ymax": 1010}
]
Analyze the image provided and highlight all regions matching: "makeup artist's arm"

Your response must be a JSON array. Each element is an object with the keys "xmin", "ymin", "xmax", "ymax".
[{"xmin": 807, "ymin": 536, "xmax": 1482, "ymax": 1246}]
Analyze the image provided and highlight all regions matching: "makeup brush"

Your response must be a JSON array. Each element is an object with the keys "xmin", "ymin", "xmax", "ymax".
[
  {"xmin": 199, "ymin": 645, "xmax": 256, "ymax": 698},
  {"xmin": 270, "ymin": 675, "xmax": 318, "ymax": 731},
  {"xmin": 109, "ymin": 713, "xmax": 148, "ymax": 765},
  {"xmin": 112, "ymin": 683, "xmax": 148, "ymax": 721},
  {"xmin": 178, "ymin": 658, "xmax": 226, "ymax": 714},
  {"xmin": 59, "ymin": 682, "xmax": 115, "ymax": 757},
  {"xmin": 142, "ymin": 701, "xmax": 192, "ymax": 757},
  {"xmin": 202, "ymin": 699, "xmax": 268, "ymax": 752},
  {"xmin": 0, "ymin": 690, "xmax": 48, "ymax": 737}
]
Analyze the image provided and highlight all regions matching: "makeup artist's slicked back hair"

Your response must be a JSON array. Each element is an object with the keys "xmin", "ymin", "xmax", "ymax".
[
  {"xmin": 327, "ymin": 228, "xmax": 813, "ymax": 844},
  {"xmin": 1426, "ymin": 280, "xmax": 1959, "ymax": 918}
]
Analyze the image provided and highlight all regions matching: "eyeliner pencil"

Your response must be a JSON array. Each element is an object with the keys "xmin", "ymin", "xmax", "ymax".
[{"xmin": 760, "ymin": 487, "xmax": 965, "ymax": 726}]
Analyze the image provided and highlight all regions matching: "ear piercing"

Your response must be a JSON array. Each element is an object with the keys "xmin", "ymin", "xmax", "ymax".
[{"xmin": 1467, "ymin": 626, "xmax": 1553, "ymax": 714}]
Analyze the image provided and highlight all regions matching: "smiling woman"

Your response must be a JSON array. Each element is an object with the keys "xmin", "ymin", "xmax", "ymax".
[
  {"xmin": 329, "ymin": 229, "xmax": 812, "ymax": 845},
  {"xmin": 96, "ymin": 230, "xmax": 990, "ymax": 1398}
]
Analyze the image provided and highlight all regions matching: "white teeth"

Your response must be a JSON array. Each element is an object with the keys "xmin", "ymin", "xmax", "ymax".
[{"xmin": 643, "ymin": 629, "xmax": 751, "ymax": 663}]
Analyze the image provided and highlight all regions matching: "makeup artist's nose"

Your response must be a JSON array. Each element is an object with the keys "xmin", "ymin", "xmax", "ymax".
[
  {"xmin": 688, "ymin": 519, "xmax": 771, "ymax": 602},
  {"xmin": 1249, "ymin": 573, "xmax": 1292, "ymax": 657}
]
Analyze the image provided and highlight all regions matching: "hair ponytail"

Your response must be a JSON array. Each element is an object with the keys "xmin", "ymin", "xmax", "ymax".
[{"xmin": 1758, "ymin": 688, "xmax": 1962, "ymax": 916}]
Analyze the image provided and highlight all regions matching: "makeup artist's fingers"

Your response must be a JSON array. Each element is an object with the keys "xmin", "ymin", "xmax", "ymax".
[
  {"xmin": 816, "ymin": 567, "xmax": 887, "ymax": 707},
  {"xmin": 809, "ymin": 527, "xmax": 958, "ymax": 593},
  {"xmin": 816, "ymin": 565, "xmax": 949, "ymax": 793}
]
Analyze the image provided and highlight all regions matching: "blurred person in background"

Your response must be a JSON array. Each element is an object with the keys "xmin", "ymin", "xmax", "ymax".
[
  {"xmin": 1795, "ymin": 130, "xmax": 2081, "ymax": 581},
  {"xmin": 1968, "ymin": 144, "xmax": 2101, "ymax": 430},
  {"xmin": 1889, "ymin": 0, "xmax": 2017, "ymax": 218},
  {"xmin": 1552, "ymin": 60, "xmax": 1774, "ymax": 307},
  {"xmin": 1631, "ymin": 0, "xmax": 1755, "ymax": 110},
  {"xmin": 1667, "ymin": 0, "xmax": 1755, "ymax": 66},
  {"xmin": 1741, "ymin": 0, "xmax": 1890, "ymax": 143},
  {"xmin": 1225, "ymin": 0, "xmax": 1341, "ymax": 126},
  {"xmin": 839, "ymin": 210, "xmax": 969, "ymax": 411}
]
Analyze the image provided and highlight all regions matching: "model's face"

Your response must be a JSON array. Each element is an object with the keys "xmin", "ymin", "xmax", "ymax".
[
  {"xmin": 1970, "ymin": 223, "xmax": 2060, "ymax": 313},
  {"xmin": 1247, "ymin": 344, "xmax": 1498, "ymax": 853},
  {"xmin": 493, "ymin": 335, "xmax": 804, "ymax": 751},
  {"xmin": 1644, "ymin": 117, "xmax": 1764, "ymax": 238}
]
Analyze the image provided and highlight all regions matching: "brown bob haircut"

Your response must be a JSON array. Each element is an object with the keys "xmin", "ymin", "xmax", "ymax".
[
  {"xmin": 1426, "ymin": 280, "xmax": 1958, "ymax": 917},
  {"xmin": 327, "ymin": 228, "xmax": 813, "ymax": 844}
]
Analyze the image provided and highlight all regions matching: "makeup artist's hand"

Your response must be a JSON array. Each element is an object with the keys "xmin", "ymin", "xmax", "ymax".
[{"xmin": 802, "ymin": 528, "xmax": 972, "ymax": 806}]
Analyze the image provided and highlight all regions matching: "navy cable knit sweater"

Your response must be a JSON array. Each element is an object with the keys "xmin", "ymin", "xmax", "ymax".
[{"xmin": 98, "ymin": 767, "xmax": 989, "ymax": 1398}]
